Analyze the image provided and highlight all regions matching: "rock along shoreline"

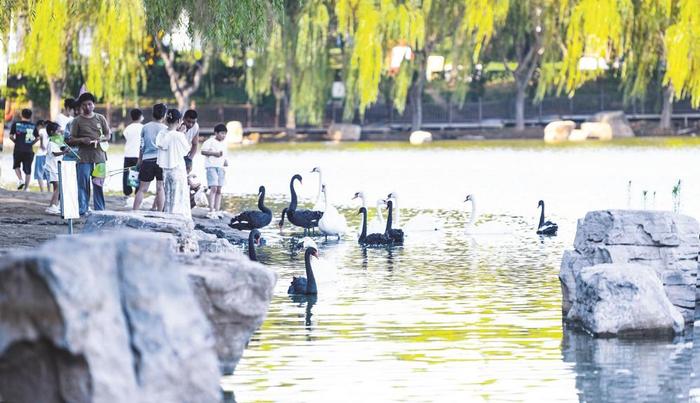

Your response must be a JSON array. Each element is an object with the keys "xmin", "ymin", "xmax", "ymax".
[{"xmin": 0, "ymin": 189, "xmax": 277, "ymax": 402}]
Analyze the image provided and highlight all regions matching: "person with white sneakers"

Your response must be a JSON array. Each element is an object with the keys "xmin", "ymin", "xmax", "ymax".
[
  {"xmin": 43, "ymin": 121, "xmax": 67, "ymax": 215},
  {"xmin": 201, "ymin": 124, "xmax": 228, "ymax": 219}
]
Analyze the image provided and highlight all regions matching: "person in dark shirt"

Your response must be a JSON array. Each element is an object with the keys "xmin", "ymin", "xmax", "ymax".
[{"xmin": 9, "ymin": 108, "xmax": 37, "ymax": 191}]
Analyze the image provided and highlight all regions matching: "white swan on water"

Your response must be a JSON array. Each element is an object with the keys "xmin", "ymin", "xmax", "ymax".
[
  {"xmin": 352, "ymin": 191, "xmax": 385, "ymax": 234},
  {"xmin": 311, "ymin": 167, "xmax": 325, "ymax": 212},
  {"xmin": 318, "ymin": 184, "xmax": 348, "ymax": 240},
  {"xmin": 386, "ymin": 192, "xmax": 443, "ymax": 233},
  {"xmin": 464, "ymin": 194, "xmax": 513, "ymax": 235}
]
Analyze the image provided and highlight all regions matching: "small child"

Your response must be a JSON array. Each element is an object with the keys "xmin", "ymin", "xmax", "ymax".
[
  {"xmin": 200, "ymin": 123, "xmax": 228, "ymax": 219},
  {"xmin": 33, "ymin": 120, "xmax": 49, "ymax": 192},
  {"xmin": 44, "ymin": 121, "xmax": 67, "ymax": 215}
]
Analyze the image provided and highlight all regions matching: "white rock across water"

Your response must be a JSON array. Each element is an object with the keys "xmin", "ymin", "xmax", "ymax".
[
  {"xmin": 567, "ymin": 264, "xmax": 684, "ymax": 337},
  {"xmin": 0, "ymin": 232, "xmax": 221, "ymax": 402},
  {"xmin": 560, "ymin": 210, "xmax": 699, "ymax": 336}
]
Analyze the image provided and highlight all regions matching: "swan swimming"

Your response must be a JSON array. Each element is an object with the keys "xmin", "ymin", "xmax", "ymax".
[
  {"xmin": 386, "ymin": 192, "xmax": 443, "ymax": 233},
  {"xmin": 358, "ymin": 207, "xmax": 393, "ymax": 246},
  {"xmin": 318, "ymin": 184, "xmax": 349, "ymax": 240},
  {"xmin": 352, "ymin": 191, "xmax": 385, "ymax": 234},
  {"xmin": 383, "ymin": 199, "xmax": 404, "ymax": 244},
  {"xmin": 247, "ymin": 229, "xmax": 262, "ymax": 261},
  {"xmin": 288, "ymin": 240, "xmax": 319, "ymax": 295},
  {"xmin": 463, "ymin": 194, "xmax": 514, "ymax": 235},
  {"xmin": 536, "ymin": 200, "xmax": 558, "ymax": 236}
]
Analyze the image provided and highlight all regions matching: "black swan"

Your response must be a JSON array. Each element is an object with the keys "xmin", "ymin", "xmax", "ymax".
[
  {"xmin": 383, "ymin": 200, "xmax": 404, "ymax": 244},
  {"xmin": 287, "ymin": 245, "xmax": 319, "ymax": 295},
  {"xmin": 248, "ymin": 229, "xmax": 262, "ymax": 261},
  {"xmin": 358, "ymin": 207, "xmax": 393, "ymax": 246},
  {"xmin": 229, "ymin": 186, "xmax": 272, "ymax": 230},
  {"xmin": 278, "ymin": 174, "xmax": 323, "ymax": 236},
  {"xmin": 536, "ymin": 200, "xmax": 558, "ymax": 236}
]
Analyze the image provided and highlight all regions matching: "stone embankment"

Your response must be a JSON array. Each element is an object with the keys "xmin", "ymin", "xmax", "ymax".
[
  {"xmin": 0, "ymin": 210, "xmax": 276, "ymax": 402},
  {"xmin": 560, "ymin": 210, "xmax": 699, "ymax": 337}
]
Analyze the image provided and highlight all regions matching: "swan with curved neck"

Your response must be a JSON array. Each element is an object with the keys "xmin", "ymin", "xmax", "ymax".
[
  {"xmin": 463, "ymin": 194, "xmax": 514, "ymax": 235},
  {"xmin": 318, "ymin": 184, "xmax": 348, "ymax": 240},
  {"xmin": 248, "ymin": 229, "xmax": 261, "ymax": 261},
  {"xmin": 387, "ymin": 191, "xmax": 443, "ymax": 232},
  {"xmin": 288, "ymin": 245, "xmax": 319, "ymax": 295},
  {"xmin": 352, "ymin": 191, "xmax": 385, "ymax": 234},
  {"xmin": 383, "ymin": 199, "xmax": 404, "ymax": 244},
  {"xmin": 358, "ymin": 207, "xmax": 392, "ymax": 245},
  {"xmin": 536, "ymin": 200, "xmax": 558, "ymax": 236},
  {"xmin": 311, "ymin": 167, "xmax": 325, "ymax": 211},
  {"xmin": 279, "ymin": 174, "xmax": 323, "ymax": 235},
  {"xmin": 229, "ymin": 186, "xmax": 272, "ymax": 230}
]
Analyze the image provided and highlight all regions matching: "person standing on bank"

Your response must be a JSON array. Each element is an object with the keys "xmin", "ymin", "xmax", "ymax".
[
  {"xmin": 156, "ymin": 109, "xmax": 191, "ymax": 218},
  {"xmin": 133, "ymin": 103, "xmax": 167, "ymax": 211},
  {"xmin": 9, "ymin": 108, "xmax": 37, "ymax": 191},
  {"xmin": 122, "ymin": 108, "xmax": 144, "ymax": 196},
  {"xmin": 33, "ymin": 120, "xmax": 50, "ymax": 192},
  {"xmin": 67, "ymin": 92, "xmax": 111, "ymax": 215},
  {"xmin": 56, "ymin": 98, "xmax": 75, "ymax": 132},
  {"xmin": 182, "ymin": 109, "xmax": 199, "ymax": 173},
  {"xmin": 201, "ymin": 124, "xmax": 228, "ymax": 219}
]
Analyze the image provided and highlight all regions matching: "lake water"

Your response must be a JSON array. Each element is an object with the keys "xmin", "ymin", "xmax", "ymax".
[{"xmin": 3, "ymin": 138, "xmax": 700, "ymax": 401}]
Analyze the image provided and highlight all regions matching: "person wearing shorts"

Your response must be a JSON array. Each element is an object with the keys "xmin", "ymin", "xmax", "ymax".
[
  {"xmin": 201, "ymin": 123, "xmax": 228, "ymax": 219},
  {"xmin": 122, "ymin": 108, "xmax": 143, "ymax": 196},
  {"xmin": 133, "ymin": 103, "xmax": 167, "ymax": 211},
  {"xmin": 33, "ymin": 120, "xmax": 49, "ymax": 192},
  {"xmin": 9, "ymin": 108, "xmax": 37, "ymax": 191}
]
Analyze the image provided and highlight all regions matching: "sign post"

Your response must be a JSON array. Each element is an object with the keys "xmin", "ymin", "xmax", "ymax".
[{"xmin": 58, "ymin": 161, "xmax": 80, "ymax": 234}]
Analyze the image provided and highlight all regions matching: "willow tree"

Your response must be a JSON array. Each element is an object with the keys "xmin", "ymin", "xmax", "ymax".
[
  {"xmin": 556, "ymin": 0, "xmax": 691, "ymax": 131},
  {"xmin": 245, "ymin": 0, "xmax": 331, "ymax": 131},
  {"xmin": 337, "ymin": 0, "xmax": 508, "ymax": 131},
  {"xmin": 10, "ymin": 0, "xmax": 146, "ymax": 118},
  {"xmin": 664, "ymin": 1, "xmax": 700, "ymax": 114},
  {"xmin": 144, "ymin": 0, "xmax": 280, "ymax": 111}
]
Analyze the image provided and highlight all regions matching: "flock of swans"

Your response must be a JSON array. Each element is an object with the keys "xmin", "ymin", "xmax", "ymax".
[{"xmin": 230, "ymin": 166, "xmax": 559, "ymax": 296}]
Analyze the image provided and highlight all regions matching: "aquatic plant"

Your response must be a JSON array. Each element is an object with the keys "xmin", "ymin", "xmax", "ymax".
[{"xmin": 672, "ymin": 180, "xmax": 682, "ymax": 213}]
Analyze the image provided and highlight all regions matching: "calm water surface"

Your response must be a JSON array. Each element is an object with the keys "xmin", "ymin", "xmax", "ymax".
[{"xmin": 3, "ymin": 138, "xmax": 700, "ymax": 401}]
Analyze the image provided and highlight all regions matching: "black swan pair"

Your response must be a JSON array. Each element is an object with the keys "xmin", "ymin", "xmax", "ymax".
[
  {"xmin": 279, "ymin": 174, "xmax": 324, "ymax": 236},
  {"xmin": 358, "ymin": 200, "xmax": 404, "ymax": 246}
]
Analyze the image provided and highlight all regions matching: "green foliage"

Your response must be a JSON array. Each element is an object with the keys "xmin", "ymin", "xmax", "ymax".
[
  {"xmin": 86, "ymin": 0, "xmax": 147, "ymax": 103},
  {"xmin": 142, "ymin": 0, "xmax": 282, "ymax": 49},
  {"xmin": 665, "ymin": 0, "xmax": 700, "ymax": 107}
]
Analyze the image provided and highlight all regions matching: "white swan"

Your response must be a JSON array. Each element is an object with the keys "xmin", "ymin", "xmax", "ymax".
[
  {"xmin": 464, "ymin": 194, "xmax": 513, "ymax": 235},
  {"xmin": 311, "ymin": 166, "xmax": 325, "ymax": 212},
  {"xmin": 318, "ymin": 184, "xmax": 348, "ymax": 240},
  {"xmin": 352, "ymin": 191, "xmax": 385, "ymax": 234},
  {"xmin": 387, "ymin": 192, "xmax": 443, "ymax": 232}
]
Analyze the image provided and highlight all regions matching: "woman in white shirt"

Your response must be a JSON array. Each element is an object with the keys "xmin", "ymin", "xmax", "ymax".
[{"xmin": 155, "ymin": 109, "xmax": 191, "ymax": 219}]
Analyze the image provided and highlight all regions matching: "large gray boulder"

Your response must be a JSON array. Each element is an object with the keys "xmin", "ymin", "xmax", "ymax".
[
  {"xmin": 589, "ymin": 111, "xmax": 635, "ymax": 137},
  {"xmin": 0, "ymin": 232, "xmax": 221, "ymax": 403},
  {"xmin": 567, "ymin": 264, "xmax": 684, "ymax": 336},
  {"xmin": 183, "ymin": 251, "xmax": 277, "ymax": 375},
  {"xmin": 84, "ymin": 210, "xmax": 241, "ymax": 254},
  {"xmin": 560, "ymin": 210, "xmax": 700, "ymax": 322}
]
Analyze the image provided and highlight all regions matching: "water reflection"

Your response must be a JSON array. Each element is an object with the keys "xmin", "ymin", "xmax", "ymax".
[
  {"xmin": 195, "ymin": 141, "xmax": 700, "ymax": 402},
  {"xmin": 562, "ymin": 324, "xmax": 693, "ymax": 402}
]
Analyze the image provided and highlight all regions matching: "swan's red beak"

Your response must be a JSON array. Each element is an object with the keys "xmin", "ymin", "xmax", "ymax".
[{"xmin": 312, "ymin": 250, "xmax": 319, "ymax": 258}]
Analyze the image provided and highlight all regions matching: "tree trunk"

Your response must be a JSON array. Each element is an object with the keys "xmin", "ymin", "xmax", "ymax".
[
  {"xmin": 660, "ymin": 84, "xmax": 674, "ymax": 132},
  {"xmin": 284, "ymin": 74, "xmax": 296, "ymax": 135},
  {"xmin": 48, "ymin": 79, "xmax": 64, "ymax": 120},
  {"xmin": 409, "ymin": 69, "xmax": 425, "ymax": 132},
  {"xmin": 515, "ymin": 82, "xmax": 527, "ymax": 131},
  {"xmin": 274, "ymin": 97, "xmax": 281, "ymax": 128},
  {"xmin": 155, "ymin": 37, "xmax": 210, "ymax": 112}
]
